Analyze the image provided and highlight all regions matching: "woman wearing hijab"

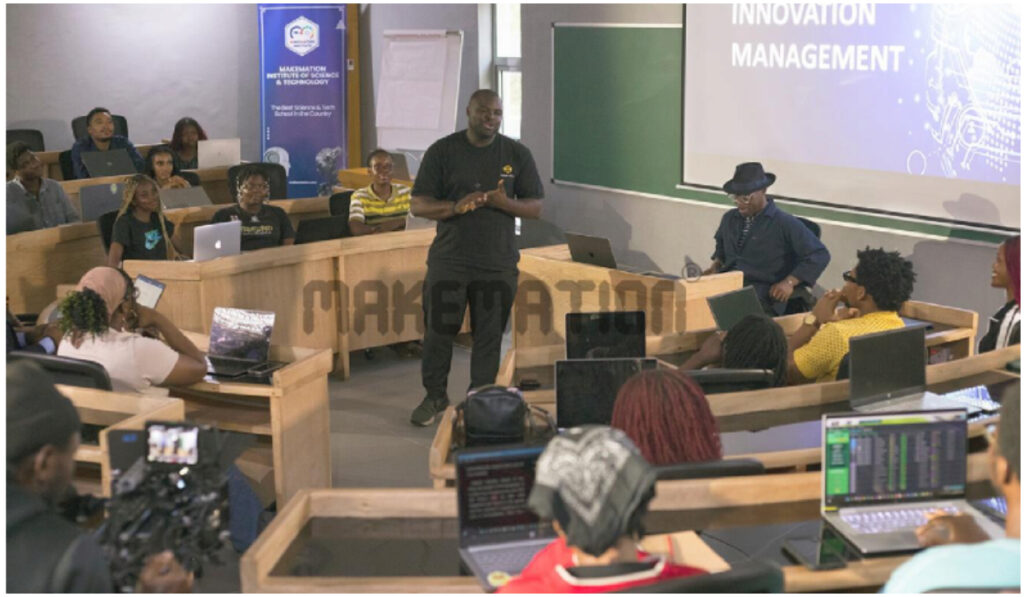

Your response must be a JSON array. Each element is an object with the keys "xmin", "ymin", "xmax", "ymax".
[
  {"xmin": 56, "ymin": 266, "xmax": 206, "ymax": 393},
  {"xmin": 498, "ymin": 426, "xmax": 708, "ymax": 593},
  {"xmin": 980, "ymin": 235, "xmax": 1020, "ymax": 353}
]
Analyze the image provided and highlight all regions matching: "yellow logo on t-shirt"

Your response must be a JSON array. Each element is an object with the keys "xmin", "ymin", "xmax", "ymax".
[{"xmin": 502, "ymin": 164, "xmax": 513, "ymax": 175}]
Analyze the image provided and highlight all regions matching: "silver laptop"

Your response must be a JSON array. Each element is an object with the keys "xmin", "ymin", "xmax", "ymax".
[
  {"xmin": 457, "ymin": 444, "xmax": 555, "ymax": 591},
  {"xmin": 80, "ymin": 182, "xmax": 124, "ymax": 221},
  {"xmin": 160, "ymin": 186, "xmax": 212, "ymax": 209},
  {"xmin": 564, "ymin": 232, "xmax": 679, "ymax": 280},
  {"xmin": 206, "ymin": 307, "xmax": 277, "ymax": 378},
  {"xmin": 192, "ymin": 220, "xmax": 241, "ymax": 262},
  {"xmin": 706, "ymin": 286, "xmax": 763, "ymax": 332},
  {"xmin": 197, "ymin": 138, "xmax": 241, "ymax": 169},
  {"xmin": 80, "ymin": 149, "xmax": 137, "ymax": 177},
  {"xmin": 849, "ymin": 326, "xmax": 983, "ymax": 414},
  {"xmin": 821, "ymin": 410, "xmax": 1003, "ymax": 555}
]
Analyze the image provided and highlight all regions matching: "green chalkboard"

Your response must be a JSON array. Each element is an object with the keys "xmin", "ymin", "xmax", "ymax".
[{"xmin": 553, "ymin": 25, "xmax": 682, "ymax": 195}]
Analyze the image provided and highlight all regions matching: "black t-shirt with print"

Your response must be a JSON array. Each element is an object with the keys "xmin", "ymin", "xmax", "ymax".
[
  {"xmin": 412, "ymin": 131, "xmax": 544, "ymax": 272},
  {"xmin": 111, "ymin": 212, "xmax": 175, "ymax": 261},
  {"xmin": 211, "ymin": 204, "xmax": 295, "ymax": 251}
]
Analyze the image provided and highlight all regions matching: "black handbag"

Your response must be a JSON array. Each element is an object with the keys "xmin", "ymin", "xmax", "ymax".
[{"xmin": 455, "ymin": 385, "xmax": 555, "ymax": 448}]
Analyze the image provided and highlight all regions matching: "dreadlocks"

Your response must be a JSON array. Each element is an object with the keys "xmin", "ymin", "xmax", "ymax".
[
  {"xmin": 57, "ymin": 288, "xmax": 110, "ymax": 348},
  {"xmin": 723, "ymin": 314, "xmax": 788, "ymax": 387},
  {"xmin": 119, "ymin": 174, "xmax": 177, "ymax": 260},
  {"xmin": 610, "ymin": 369, "xmax": 722, "ymax": 466},
  {"xmin": 855, "ymin": 247, "xmax": 916, "ymax": 311}
]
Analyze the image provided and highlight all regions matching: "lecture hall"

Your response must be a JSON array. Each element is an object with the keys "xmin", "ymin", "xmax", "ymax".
[{"xmin": 5, "ymin": 2, "xmax": 1021, "ymax": 593}]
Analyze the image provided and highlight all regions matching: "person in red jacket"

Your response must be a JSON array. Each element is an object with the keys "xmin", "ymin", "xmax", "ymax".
[{"xmin": 498, "ymin": 426, "xmax": 707, "ymax": 593}]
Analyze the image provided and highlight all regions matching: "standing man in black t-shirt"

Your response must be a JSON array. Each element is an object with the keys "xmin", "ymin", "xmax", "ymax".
[{"xmin": 409, "ymin": 89, "xmax": 545, "ymax": 426}]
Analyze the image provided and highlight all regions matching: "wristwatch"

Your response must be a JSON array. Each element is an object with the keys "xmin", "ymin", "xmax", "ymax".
[{"xmin": 802, "ymin": 313, "xmax": 818, "ymax": 327}]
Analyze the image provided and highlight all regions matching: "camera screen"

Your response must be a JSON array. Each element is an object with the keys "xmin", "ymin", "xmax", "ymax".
[{"xmin": 146, "ymin": 424, "xmax": 199, "ymax": 466}]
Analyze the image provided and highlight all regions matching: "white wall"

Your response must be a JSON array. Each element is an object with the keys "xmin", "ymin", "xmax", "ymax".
[
  {"xmin": 6, "ymin": 4, "xmax": 261, "ymax": 159},
  {"xmin": 520, "ymin": 4, "xmax": 1009, "ymax": 320}
]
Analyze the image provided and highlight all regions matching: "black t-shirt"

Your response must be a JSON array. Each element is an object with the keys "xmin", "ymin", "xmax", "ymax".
[
  {"xmin": 211, "ymin": 204, "xmax": 295, "ymax": 252},
  {"xmin": 979, "ymin": 300, "xmax": 1021, "ymax": 353},
  {"xmin": 111, "ymin": 212, "xmax": 175, "ymax": 261},
  {"xmin": 412, "ymin": 131, "xmax": 544, "ymax": 271}
]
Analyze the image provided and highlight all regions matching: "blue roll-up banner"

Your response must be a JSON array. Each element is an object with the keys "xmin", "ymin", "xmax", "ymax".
[{"xmin": 258, "ymin": 4, "xmax": 347, "ymax": 198}]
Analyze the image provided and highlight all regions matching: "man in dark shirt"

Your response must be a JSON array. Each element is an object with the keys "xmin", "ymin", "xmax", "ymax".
[
  {"xmin": 211, "ymin": 165, "xmax": 295, "ymax": 251},
  {"xmin": 408, "ymin": 89, "xmax": 545, "ymax": 426},
  {"xmin": 6, "ymin": 142, "xmax": 80, "ymax": 234},
  {"xmin": 706, "ymin": 163, "xmax": 830, "ymax": 315},
  {"xmin": 70, "ymin": 107, "xmax": 145, "ymax": 179}
]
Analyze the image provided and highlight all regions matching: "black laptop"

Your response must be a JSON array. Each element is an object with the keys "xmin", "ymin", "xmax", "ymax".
[
  {"xmin": 80, "ymin": 149, "xmax": 137, "ymax": 177},
  {"xmin": 79, "ymin": 183, "xmax": 124, "ymax": 222},
  {"xmin": 564, "ymin": 232, "xmax": 679, "ymax": 279},
  {"xmin": 555, "ymin": 358, "xmax": 657, "ymax": 428},
  {"xmin": 706, "ymin": 286, "xmax": 763, "ymax": 332},
  {"xmin": 295, "ymin": 216, "xmax": 349, "ymax": 244},
  {"xmin": 456, "ymin": 443, "xmax": 554, "ymax": 591},
  {"xmin": 205, "ymin": 307, "xmax": 280, "ymax": 378},
  {"xmin": 565, "ymin": 311, "xmax": 645, "ymax": 359}
]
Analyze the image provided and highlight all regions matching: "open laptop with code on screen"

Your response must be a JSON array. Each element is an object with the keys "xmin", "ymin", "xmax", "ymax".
[{"xmin": 821, "ymin": 409, "xmax": 1003, "ymax": 555}]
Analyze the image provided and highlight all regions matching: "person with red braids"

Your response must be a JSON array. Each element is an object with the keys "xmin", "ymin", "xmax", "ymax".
[
  {"xmin": 610, "ymin": 369, "xmax": 722, "ymax": 466},
  {"xmin": 979, "ymin": 235, "xmax": 1020, "ymax": 353}
]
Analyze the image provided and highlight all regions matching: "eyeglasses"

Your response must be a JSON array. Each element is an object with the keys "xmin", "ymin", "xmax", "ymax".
[
  {"xmin": 729, "ymin": 193, "xmax": 755, "ymax": 205},
  {"xmin": 241, "ymin": 182, "xmax": 270, "ymax": 191},
  {"xmin": 842, "ymin": 270, "xmax": 858, "ymax": 284}
]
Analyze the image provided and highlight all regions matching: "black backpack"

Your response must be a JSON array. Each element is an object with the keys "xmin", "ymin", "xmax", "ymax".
[{"xmin": 455, "ymin": 385, "xmax": 554, "ymax": 448}]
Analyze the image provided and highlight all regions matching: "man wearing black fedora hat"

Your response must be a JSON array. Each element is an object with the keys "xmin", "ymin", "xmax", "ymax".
[{"xmin": 705, "ymin": 162, "xmax": 830, "ymax": 315}]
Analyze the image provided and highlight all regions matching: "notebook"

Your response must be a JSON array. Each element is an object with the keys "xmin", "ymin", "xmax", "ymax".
[
  {"xmin": 134, "ymin": 275, "xmax": 165, "ymax": 309},
  {"xmin": 197, "ymin": 138, "xmax": 241, "ymax": 169},
  {"xmin": 160, "ymin": 186, "xmax": 212, "ymax": 209},
  {"xmin": 294, "ymin": 216, "xmax": 348, "ymax": 244},
  {"xmin": 564, "ymin": 232, "xmax": 679, "ymax": 279},
  {"xmin": 79, "ymin": 182, "xmax": 124, "ymax": 222},
  {"xmin": 565, "ymin": 311, "xmax": 646, "ymax": 359},
  {"xmin": 205, "ymin": 307, "xmax": 278, "ymax": 378},
  {"xmin": 192, "ymin": 220, "xmax": 241, "ymax": 262},
  {"xmin": 706, "ymin": 286, "xmax": 763, "ymax": 332},
  {"xmin": 80, "ymin": 149, "xmax": 137, "ymax": 177},
  {"xmin": 456, "ymin": 444, "xmax": 554, "ymax": 592},
  {"xmin": 821, "ymin": 410, "xmax": 1003, "ymax": 555},
  {"xmin": 555, "ymin": 358, "xmax": 658, "ymax": 428}
]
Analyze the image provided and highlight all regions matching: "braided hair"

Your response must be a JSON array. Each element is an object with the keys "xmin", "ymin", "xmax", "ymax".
[
  {"xmin": 119, "ymin": 174, "xmax": 177, "ymax": 260},
  {"xmin": 723, "ymin": 314, "xmax": 788, "ymax": 387},
  {"xmin": 610, "ymin": 369, "xmax": 722, "ymax": 466},
  {"xmin": 855, "ymin": 247, "xmax": 916, "ymax": 311},
  {"xmin": 57, "ymin": 288, "xmax": 111, "ymax": 348}
]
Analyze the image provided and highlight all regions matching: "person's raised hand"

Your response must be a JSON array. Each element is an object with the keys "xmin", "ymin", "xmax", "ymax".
[
  {"xmin": 811, "ymin": 289, "xmax": 843, "ymax": 324},
  {"xmin": 915, "ymin": 511, "xmax": 991, "ymax": 547},
  {"xmin": 136, "ymin": 551, "xmax": 194, "ymax": 593},
  {"xmin": 485, "ymin": 179, "xmax": 509, "ymax": 209}
]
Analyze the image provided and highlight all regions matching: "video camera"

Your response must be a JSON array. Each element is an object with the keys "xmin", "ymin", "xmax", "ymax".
[{"xmin": 98, "ymin": 422, "xmax": 230, "ymax": 592}]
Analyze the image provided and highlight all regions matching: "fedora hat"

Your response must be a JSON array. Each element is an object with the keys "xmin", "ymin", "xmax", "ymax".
[{"xmin": 723, "ymin": 162, "xmax": 776, "ymax": 195}]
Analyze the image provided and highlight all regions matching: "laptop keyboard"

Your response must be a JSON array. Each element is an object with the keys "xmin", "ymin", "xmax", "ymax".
[
  {"xmin": 207, "ymin": 356, "xmax": 253, "ymax": 377},
  {"xmin": 940, "ymin": 386, "xmax": 1001, "ymax": 412},
  {"xmin": 841, "ymin": 505, "xmax": 961, "ymax": 534},
  {"xmin": 472, "ymin": 543, "xmax": 544, "ymax": 576}
]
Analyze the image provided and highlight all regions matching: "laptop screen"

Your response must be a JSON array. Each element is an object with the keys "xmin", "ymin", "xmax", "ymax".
[
  {"xmin": 706, "ymin": 286, "xmax": 762, "ymax": 332},
  {"xmin": 822, "ymin": 409, "xmax": 968, "ymax": 511},
  {"xmin": 556, "ymin": 358, "xmax": 657, "ymax": 428},
  {"xmin": 849, "ymin": 326, "xmax": 927, "ymax": 402},
  {"xmin": 208, "ymin": 307, "xmax": 275, "ymax": 361},
  {"xmin": 456, "ymin": 444, "xmax": 548, "ymax": 546},
  {"xmin": 565, "ymin": 311, "xmax": 646, "ymax": 359}
]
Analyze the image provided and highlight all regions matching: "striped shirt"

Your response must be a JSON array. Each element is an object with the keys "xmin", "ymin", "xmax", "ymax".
[{"xmin": 349, "ymin": 183, "xmax": 411, "ymax": 225}]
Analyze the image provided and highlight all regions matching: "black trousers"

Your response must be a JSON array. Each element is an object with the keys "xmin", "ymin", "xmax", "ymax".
[{"xmin": 421, "ymin": 263, "xmax": 518, "ymax": 401}]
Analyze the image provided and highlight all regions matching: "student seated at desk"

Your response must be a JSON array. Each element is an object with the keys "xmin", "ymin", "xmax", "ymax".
[
  {"xmin": 498, "ymin": 426, "xmax": 708, "ymax": 593},
  {"xmin": 883, "ymin": 384, "xmax": 1020, "ymax": 593},
  {"xmin": 211, "ymin": 164, "xmax": 294, "ymax": 251},
  {"xmin": 108, "ymin": 174, "xmax": 185, "ymax": 266},
  {"xmin": 144, "ymin": 145, "xmax": 191, "ymax": 190},
  {"xmin": 610, "ymin": 369, "xmax": 722, "ymax": 466},
  {"xmin": 980, "ymin": 235, "xmax": 1020, "ymax": 353},
  {"xmin": 169, "ymin": 117, "xmax": 207, "ymax": 170},
  {"xmin": 70, "ymin": 106, "xmax": 144, "ymax": 179},
  {"xmin": 348, "ymin": 149, "xmax": 410, "ymax": 236},
  {"xmin": 6, "ymin": 141, "xmax": 79, "ymax": 234},
  {"xmin": 56, "ymin": 266, "xmax": 206, "ymax": 394},
  {"xmin": 6, "ymin": 300, "xmax": 62, "ymax": 355},
  {"xmin": 787, "ymin": 247, "xmax": 915, "ymax": 383},
  {"xmin": 680, "ymin": 314, "xmax": 789, "ymax": 387}
]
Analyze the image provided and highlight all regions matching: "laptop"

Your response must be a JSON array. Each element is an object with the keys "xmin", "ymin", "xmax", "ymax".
[
  {"xmin": 79, "ymin": 182, "xmax": 124, "ymax": 222},
  {"xmin": 197, "ymin": 138, "xmax": 242, "ymax": 169},
  {"xmin": 555, "ymin": 358, "xmax": 658, "ymax": 428},
  {"xmin": 295, "ymin": 216, "xmax": 348, "ymax": 244},
  {"xmin": 706, "ymin": 286, "xmax": 763, "ymax": 332},
  {"xmin": 564, "ymin": 232, "xmax": 679, "ymax": 279},
  {"xmin": 206, "ymin": 307, "xmax": 278, "ymax": 378},
  {"xmin": 456, "ymin": 444, "xmax": 555, "ymax": 591},
  {"xmin": 388, "ymin": 151, "xmax": 413, "ymax": 180},
  {"xmin": 821, "ymin": 409, "xmax": 1004, "ymax": 555},
  {"xmin": 848, "ymin": 326, "xmax": 987, "ymax": 415},
  {"xmin": 134, "ymin": 275, "xmax": 165, "ymax": 309},
  {"xmin": 565, "ymin": 311, "xmax": 646, "ymax": 359},
  {"xmin": 192, "ymin": 220, "xmax": 241, "ymax": 262},
  {"xmin": 160, "ymin": 186, "xmax": 212, "ymax": 210},
  {"xmin": 81, "ymin": 149, "xmax": 138, "ymax": 177}
]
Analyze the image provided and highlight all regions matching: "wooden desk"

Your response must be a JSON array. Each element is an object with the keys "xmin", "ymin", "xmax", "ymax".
[
  {"xmin": 62, "ymin": 386, "xmax": 184, "ymax": 496},
  {"xmin": 59, "ymin": 165, "xmax": 233, "ymax": 213},
  {"xmin": 336, "ymin": 167, "xmax": 412, "ymax": 190},
  {"xmin": 513, "ymin": 245, "xmax": 744, "ymax": 353},
  {"xmin": 34, "ymin": 143, "xmax": 159, "ymax": 181}
]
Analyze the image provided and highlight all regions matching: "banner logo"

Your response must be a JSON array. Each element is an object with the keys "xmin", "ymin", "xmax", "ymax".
[{"xmin": 285, "ymin": 16, "xmax": 319, "ymax": 56}]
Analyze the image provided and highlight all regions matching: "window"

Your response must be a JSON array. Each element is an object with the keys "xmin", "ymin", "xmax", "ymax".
[{"xmin": 494, "ymin": 3, "xmax": 522, "ymax": 139}]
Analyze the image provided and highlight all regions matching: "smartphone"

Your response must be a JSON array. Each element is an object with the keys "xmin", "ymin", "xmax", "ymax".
[{"xmin": 782, "ymin": 537, "xmax": 847, "ymax": 570}]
